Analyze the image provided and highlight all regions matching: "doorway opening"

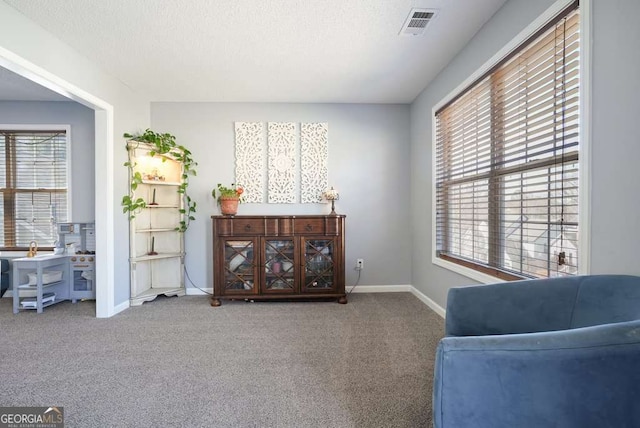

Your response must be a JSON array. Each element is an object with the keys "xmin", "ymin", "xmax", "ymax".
[{"xmin": 0, "ymin": 46, "xmax": 116, "ymax": 317}]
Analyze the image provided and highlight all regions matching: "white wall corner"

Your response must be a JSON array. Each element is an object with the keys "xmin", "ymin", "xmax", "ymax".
[
  {"xmin": 112, "ymin": 299, "xmax": 130, "ymax": 316},
  {"xmin": 348, "ymin": 284, "xmax": 446, "ymax": 318},
  {"xmin": 410, "ymin": 286, "xmax": 446, "ymax": 318}
]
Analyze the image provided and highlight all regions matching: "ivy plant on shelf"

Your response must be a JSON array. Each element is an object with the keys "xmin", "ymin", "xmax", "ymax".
[{"xmin": 122, "ymin": 129, "xmax": 197, "ymax": 232}]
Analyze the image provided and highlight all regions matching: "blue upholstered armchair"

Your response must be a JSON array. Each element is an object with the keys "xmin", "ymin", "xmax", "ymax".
[{"xmin": 433, "ymin": 275, "xmax": 640, "ymax": 428}]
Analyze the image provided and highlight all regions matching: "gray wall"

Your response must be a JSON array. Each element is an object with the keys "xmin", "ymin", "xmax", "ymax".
[
  {"xmin": 590, "ymin": 0, "xmax": 640, "ymax": 273},
  {"xmin": 0, "ymin": 101, "xmax": 95, "ymax": 222},
  {"xmin": 151, "ymin": 102, "xmax": 412, "ymax": 292},
  {"xmin": 410, "ymin": 0, "xmax": 640, "ymax": 309}
]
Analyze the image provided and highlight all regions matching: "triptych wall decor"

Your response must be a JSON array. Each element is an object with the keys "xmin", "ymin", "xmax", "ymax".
[
  {"xmin": 234, "ymin": 122, "xmax": 328, "ymax": 203},
  {"xmin": 267, "ymin": 122, "xmax": 297, "ymax": 203},
  {"xmin": 300, "ymin": 123, "xmax": 328, "ymax": 203},
  {"xmin": 234, "ymin": 122, "xmax": 265, "ymax": 203}
]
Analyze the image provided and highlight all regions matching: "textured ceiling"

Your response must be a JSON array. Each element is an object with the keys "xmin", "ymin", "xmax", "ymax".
[{"xmin": 2, "ymin": 0, "xmax": 507, "ymax": 103}]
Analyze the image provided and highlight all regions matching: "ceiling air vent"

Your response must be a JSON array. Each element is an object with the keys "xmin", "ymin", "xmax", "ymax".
[{"xmin": 400, "ymin": 8, "xmax": 438, "ymax": 36}]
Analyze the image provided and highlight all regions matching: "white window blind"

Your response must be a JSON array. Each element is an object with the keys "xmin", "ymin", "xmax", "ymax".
[
  {"xmin": 0, "ymin": 130, "xmax": 68, "ymax": 249},
  {"xmin": 435, "ymin": 2, "xmax": 579, "ymax": 280}
]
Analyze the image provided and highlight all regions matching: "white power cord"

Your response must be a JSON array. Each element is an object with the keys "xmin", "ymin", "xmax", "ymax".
[
  {"xmin": 183, "ymin": 264, "xmax": 213, "ymax": 295},
  {"xmin": 347, "ymin": 269, "xmax": 361, "ymax": 295}
]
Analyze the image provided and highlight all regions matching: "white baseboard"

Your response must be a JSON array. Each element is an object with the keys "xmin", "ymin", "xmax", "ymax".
[
  {"xmin": 185, "ymin": 284, "xmax": 447, "ymax": 318},
  {"xmin": 410, "ymin": 286, "xmax": 446, "ymax": 318},
  {"xmin": 347, "ymin": 284, "xmax": 412, "ymax": 293},
  {"xmin": 348, "ymin": 284, "xmax": 446, "ymax": 318},
  {"xmin": 2, "ymin": 284, "xmax": 446, "ymax": 319},
  {"xmin": 186, "ymin": 287, "xmax": 213, "ymax": 296},
  {"xmin": 113, "ymin": 300, "xmax": 129, "ymax": 315},
  {"xmin": 182, "ymin": 285, "xmax": 412, "ymax": 295}
]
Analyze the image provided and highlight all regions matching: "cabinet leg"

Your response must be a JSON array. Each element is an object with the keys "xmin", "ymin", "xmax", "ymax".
[
  {"xmin": 338, "ymin": 296, "xmax": 348, "ymax": 304},
  {"xmin": 210, "ymin": 298, "xmax": 222, "ymax": 307}
]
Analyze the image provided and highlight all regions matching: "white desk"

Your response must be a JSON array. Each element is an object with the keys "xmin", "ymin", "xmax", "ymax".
[{"xmin": 12, "ymin": 255, "xmax": 70, "ymax": 314}]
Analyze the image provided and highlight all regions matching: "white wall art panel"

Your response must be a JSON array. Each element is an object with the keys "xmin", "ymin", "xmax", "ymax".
[
  {"xmin": 235, "ymin": 122, "xmax": 265, "ymax": 203},
  {"xmin": 300, "ymin": 122, "xmax": 329, "ymax": 203},
  {"xmin": 267, "ymin": 122, "xmax": 297, "ymax": 203}
]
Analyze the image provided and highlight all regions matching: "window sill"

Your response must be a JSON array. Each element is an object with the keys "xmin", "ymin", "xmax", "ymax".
[{"xmin": 432, "ymin": 256, "xmax": 508, "ymax": 285}]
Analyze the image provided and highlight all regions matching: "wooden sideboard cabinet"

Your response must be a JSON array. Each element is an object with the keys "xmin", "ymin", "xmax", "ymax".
[{"xmin": 211, "ymin": 215, "xmax": 347, "ymax": 306}]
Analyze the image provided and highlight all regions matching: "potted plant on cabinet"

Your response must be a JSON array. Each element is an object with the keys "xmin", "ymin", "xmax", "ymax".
[{"xmin": 212, "ymin": 183, "xmax": 244, "ymax": 216}]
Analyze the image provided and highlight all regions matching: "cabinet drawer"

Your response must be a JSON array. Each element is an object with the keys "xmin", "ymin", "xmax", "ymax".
[
  {"xmin": 294, "ymin": 218, "xmax": 326, "ymax": 235},
  {"xmin": 232, "ymin": 218, "xmax": 265, "ymax": 235},
  {"xmin": 215, "ymin": 218, "xmax": 265, "ymax": 236}
]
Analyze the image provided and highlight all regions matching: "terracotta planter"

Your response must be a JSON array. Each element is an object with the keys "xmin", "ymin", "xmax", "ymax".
[{"xmin": 219, "ymin": 196, "xmax": 239, "ymax": 215}]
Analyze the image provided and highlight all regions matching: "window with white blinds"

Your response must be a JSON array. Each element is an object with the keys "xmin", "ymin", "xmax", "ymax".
[
  {"xmin": 434, "ymin": 2, "xmax": 579, "ymax": 280},
  {"xmin": 0, "ymin": 129, "xmax": 69, "ymax": 249}
]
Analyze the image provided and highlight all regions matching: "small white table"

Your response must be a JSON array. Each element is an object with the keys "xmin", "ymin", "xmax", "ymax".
[{"xmin": 12, "ymin": 255, "xmax": 70, "ymax": 314}]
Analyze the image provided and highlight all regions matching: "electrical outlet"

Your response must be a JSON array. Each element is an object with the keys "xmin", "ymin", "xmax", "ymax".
[{"xmin": 356, "ymin": 258, "xmax": 364, "ymax": 270}]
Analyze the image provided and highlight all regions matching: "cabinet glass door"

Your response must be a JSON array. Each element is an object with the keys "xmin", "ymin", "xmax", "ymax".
[
  {"xmin": 302, "ymin": 238, "xmax": 336, "ymax": 292},
  {"xmin": 263, "ymin": 238, "xmax": 296, "ymax": 293},
  {"xmin": 223, "ymin": 240, "xmax": 256, "ymax": 293}
]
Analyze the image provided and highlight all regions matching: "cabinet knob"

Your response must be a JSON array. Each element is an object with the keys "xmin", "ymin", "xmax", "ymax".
[
  {"xmin": 305, "ymin": 224, "xmax": 313, "ymax": 231},
  {"xmin": 244, "ymin": 224, "xmax": 252, "ymax": 231}
]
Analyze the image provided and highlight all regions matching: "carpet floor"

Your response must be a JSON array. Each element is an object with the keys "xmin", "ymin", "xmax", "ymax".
[{"xmin": 0, "ymin": 292, "xmax": 444, "ymax": 427}]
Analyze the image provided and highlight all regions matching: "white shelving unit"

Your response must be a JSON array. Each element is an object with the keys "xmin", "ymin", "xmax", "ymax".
[
  {"xmin": 127, "ymin": 141, "xmax": 185, "ymax": 306},
  {"xmin": 12, "ymin": 255, "xmax": 71, "ymax": 314}
]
